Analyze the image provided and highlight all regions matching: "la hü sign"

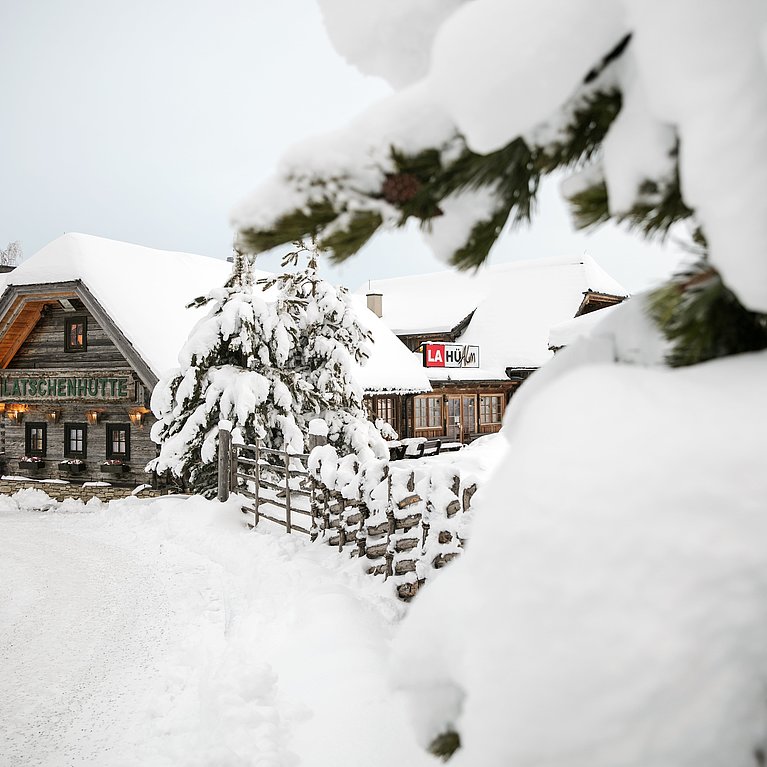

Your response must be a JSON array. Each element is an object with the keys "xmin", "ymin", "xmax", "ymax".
[{"xmin": 423, "ymin": 343, "xmax": 480, "ymax": 368}]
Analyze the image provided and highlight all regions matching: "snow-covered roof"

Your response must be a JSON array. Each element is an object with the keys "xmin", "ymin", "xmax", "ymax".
[
  {"xmin": 548, "ymin": 303, "xmax": 621, "ymax": 350},
  {"xmin": 7, "ymin": 233, "xmax": 429, "ymax": 394},
  {"xmin": 349, "ymin": 296, "xmax": 431, "ymax": 394},
  {"xmin": 8, "ymin": 233, "xmax": 241, "ymax": 380},
  {"xmin": 359, "ymin": 255, "xmax": 628, "ymax": 380},
  {"xmin": 360, "ymin": 269, "xmax": 483, "ymax": 336}
]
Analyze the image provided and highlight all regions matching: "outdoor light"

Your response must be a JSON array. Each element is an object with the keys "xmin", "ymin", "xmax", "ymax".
[
  {"xmin": 86, "ymin": 410, "xmax": 101, "ymax": 425},
  {"xmin": 129, "ymin": 409, "xmax": 147, "ymax": 427},
  {"xmin": 47, "ymin": 410, "xmax": 61, "ymax": 423},
  {"xmin": 5, "ymin": 407, "xmax": 24, "ymax": 423}
]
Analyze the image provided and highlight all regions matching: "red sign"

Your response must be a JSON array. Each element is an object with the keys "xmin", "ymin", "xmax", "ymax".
[
  {"xmin": 422, "ymin": 343, "xmax": 479, "ymax": 368},
  {"xmin": 424, "ymin": 343, "xmax": 445, "ymax": 367}
]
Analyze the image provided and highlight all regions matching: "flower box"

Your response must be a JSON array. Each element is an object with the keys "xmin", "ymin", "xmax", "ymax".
[
  {"xmin": 100, "ymin": 462, "xmax": 128, "ymax": 474},
  {"xmin": 19, "ymin": 459, "xmax": 45, "ymax": 472},
  {"xmin": 59, "ymin": 461, "xmax": 86, "ymax": 473}
]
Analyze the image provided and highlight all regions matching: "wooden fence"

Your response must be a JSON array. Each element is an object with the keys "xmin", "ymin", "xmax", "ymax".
[
  {"xmin": 234, "ymin": 442, "xmax": 320, "ymax": 537},
  {"xmin": 217, "ymin": 430, "xmax": 478, "ymax": 600}
]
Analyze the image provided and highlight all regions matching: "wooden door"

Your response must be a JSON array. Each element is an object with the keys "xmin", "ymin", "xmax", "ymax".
[
  {"xmin": 446, "ymin": 397, "xmax": 461, "ymax": 441},
  {"xmin": 462, "ymin": 396, "xmax": 477, "ymax": 440}
]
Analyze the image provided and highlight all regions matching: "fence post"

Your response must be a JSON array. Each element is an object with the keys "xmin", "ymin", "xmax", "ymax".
[
  {"xmin": 217, "ymin": 421, "xmax": 232, "ymax": 503},
  {"xmin": 253, "ymin": 441, "xmax": 260, "ymax": 526},
  {"xmin": 307, "ymin": 418, "xmax": 328, "ymax": 452},
  {"xmin": 385, "ymin": 471, "xmax": 394, "ymax": 578},
  {"xmin": 229, "ymin": 441, "xmax": 239, "ymax": 492},
  {"xmin": 284, "ymin": 449, "xmax": 292, "ymax": 534}
]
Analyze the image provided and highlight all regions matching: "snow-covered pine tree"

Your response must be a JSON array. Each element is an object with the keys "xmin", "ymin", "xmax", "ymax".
[
  {"xmin": 149, "ymin": 249, "xmax": 303, "ymax": 497},
  {"xmin": 231, "ymin": 3, "xmax": 767, "ymax": 367},
  {"xmin": 260, "ymin": 241, "xmax": 388, "ymax": 463}
]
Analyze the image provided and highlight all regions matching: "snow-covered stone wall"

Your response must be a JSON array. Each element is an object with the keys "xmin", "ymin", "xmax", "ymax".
[{"xmin": 307, "ymin": 448, "xmax": 478, "ymax": 599}]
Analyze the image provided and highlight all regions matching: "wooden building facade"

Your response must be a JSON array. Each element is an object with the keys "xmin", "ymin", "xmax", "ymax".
[
  {"xmin": 361, "ymin": 256, "xmax": 629, "ymax": 444},
  {"xmin": 365, "ymin": 381, "xmax": 516, "ymax": 444},
  {"xmin": 0, "ymin": 281, "xmax": 156, "ymax": 486}
]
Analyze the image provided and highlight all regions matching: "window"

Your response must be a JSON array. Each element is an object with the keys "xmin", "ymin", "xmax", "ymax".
[
  {"xmin": 375, "ymin": 397, "xmax": 395, "ymax": 426},
  {"xmin": 25, "ymin": 422, "xmax": 47, "ymax": 457},
  {"xmin": 64, "ymin": 316, "xmax": 87, "ymax": 352},
  {"xmin": 414, "ymin": 395, "xmax": 443, "ymax": 429},
  {"xmin": 479, "ymin": 395, "xmax": 503, "ymax": 425},
  {"xmin": 462, "ymin": 396, "xmax": 477, "ymax": 433},
  {"xmin": 106, "ymin": 423, "xmax": 130, "ymax": 459},
  {"xmin": 64, "ymin": 423, "xmax": 87, "ymax": 458}
]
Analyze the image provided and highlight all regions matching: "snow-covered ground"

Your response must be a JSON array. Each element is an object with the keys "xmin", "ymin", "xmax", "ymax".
[
  {"xmin": 0, "ymin": 491, "xmax": 434, "ymax": 767},
  {"xmin": 397, "ymin": 432, "xmax": 505, "ymax": 473}
]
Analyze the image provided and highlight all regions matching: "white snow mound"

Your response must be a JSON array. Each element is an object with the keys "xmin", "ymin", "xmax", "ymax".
[{"xmin": 393, "ymin": 348, "xmax": 767, "ymax": 766}]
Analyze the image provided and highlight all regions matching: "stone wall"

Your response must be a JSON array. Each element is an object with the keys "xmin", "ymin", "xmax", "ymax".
[{"xmin": 0, "ymin": 478, "xmax": 170, "ymax": 503}]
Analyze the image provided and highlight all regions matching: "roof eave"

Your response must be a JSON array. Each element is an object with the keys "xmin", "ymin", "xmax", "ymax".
[{"xmin": 0, "ymin": 280, "xmax": 158, "ymax": 391}]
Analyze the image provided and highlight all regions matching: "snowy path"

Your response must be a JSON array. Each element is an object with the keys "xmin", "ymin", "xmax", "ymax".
[
  {"xmin": 0, "ymin": 512, "xmax": 173, "ymax": 766},
  {"xmin": 0, "ymin": 493, "xmax": 434, "ymax": 767}
]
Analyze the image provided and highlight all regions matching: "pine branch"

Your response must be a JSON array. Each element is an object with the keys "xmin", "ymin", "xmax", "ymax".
[
  {"xmin": 534, "ymin": 90, "xmax": 622, "ymax": 172},
  {"xmin": 567, "ymin": 180, "xmax": 611, "ymax": 230},
  {"xmin": 568, "ymin": 167, "xmax": 693, "ymax": 239},
  {"xmin": 617, "ymin": 174, "xmax": 693, "ymax": 239},
  {"xmin": 649, "ymin": 261, "xmax": 767, "ymax": 367},
  {"xmin": 380, "ymin": 147, "xmax": 445, "ymax": 222},
  {"xmin": 439, "ymin": 138, "xmax": 534, "ymax": 197},
  {"xmin": 320, "ymin": 210, "xmax": 384, "ymax": 263},
  {"xmin": 240, "ymin": 200, "xmax": 338, "ymax": 254},
  {"xmin": 446, "ymin": 197, "xmax": 514, "ymax": 270}
]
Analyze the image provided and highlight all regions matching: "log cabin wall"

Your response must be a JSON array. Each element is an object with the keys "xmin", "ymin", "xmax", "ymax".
[
  {"xmin": 0, "ymin": 299, "xmax": 156, "ymax": 486},
  {"xmin": 7, "ymin": 303, "xmax": 127, "ymax": 370},
  {"xmin": 1, "ymin": 402, "xmax": 156, "ymax": 486}
]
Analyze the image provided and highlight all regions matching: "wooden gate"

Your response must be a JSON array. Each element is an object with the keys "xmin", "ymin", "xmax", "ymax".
[{"xmin": 233, "ymin": 442, "xmax": 320, "ymax": 537}]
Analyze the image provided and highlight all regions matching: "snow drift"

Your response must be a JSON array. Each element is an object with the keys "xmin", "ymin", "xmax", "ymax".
[{"xmin": 392, "ymin": 342, "xmax": 767, "ymax": 766}]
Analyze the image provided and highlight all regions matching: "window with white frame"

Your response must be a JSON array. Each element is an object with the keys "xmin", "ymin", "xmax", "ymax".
[
  {"xmin": 479, "ymin": 394, "xmax": 503, "ymax": 425},
  {"xmin": 375, "ymin": 397, "xmax": 395, "ymax": 426},
  {"xmin": 415, "ymin": 395, "xmax": 443, "ymax": 429}
]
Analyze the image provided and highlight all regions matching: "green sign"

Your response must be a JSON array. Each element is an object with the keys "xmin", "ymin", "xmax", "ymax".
[{"xmin": 0, "ymin": 373, "xmax": 133, "ymax": 402}]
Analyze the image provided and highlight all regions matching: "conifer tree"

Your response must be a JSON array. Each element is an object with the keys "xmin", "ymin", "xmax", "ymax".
[
  {"xmin": 149, "ymin": 249, "xmax": 302, "ymax": 497},
  {"xmin": 150, "ymin": 243, "xmax": 387, "ymax": 495},
  {"xmin": 261, "ymin": 241, "xmax": 388, "ymax": 463}
]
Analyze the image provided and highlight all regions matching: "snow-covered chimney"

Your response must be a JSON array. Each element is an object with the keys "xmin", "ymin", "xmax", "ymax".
[{"xmin": 366, "ymin": 292, "xmax": 383, "ymax": 318}]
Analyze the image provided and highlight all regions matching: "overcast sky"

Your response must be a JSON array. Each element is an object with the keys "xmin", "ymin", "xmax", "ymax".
[{"xmin": 1, "ymin": 0, "xmax": 682, "ymax": 292}]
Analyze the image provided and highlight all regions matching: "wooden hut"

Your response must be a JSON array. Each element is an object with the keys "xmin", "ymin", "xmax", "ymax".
[{"xmin": 359, "ymin": 255, "xmax": 628, "ymax": 443}]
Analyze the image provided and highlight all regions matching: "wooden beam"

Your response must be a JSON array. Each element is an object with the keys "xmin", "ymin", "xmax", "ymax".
[{"xmin": 0, "ymin": 304, "xmax": 44, "ymax": 369}]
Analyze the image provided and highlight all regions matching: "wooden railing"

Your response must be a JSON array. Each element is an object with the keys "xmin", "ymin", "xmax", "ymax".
[{"xmin": 233, "ymin": 442, "xmax": 319, "ymax": 537}]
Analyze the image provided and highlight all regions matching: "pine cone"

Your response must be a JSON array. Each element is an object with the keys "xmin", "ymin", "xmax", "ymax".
[{"xmin": 382, "ymin": 173, "xmax": 421, "ymax": 205}]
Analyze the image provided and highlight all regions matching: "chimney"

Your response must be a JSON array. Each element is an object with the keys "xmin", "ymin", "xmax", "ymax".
[{"xmin": 366, "ymin": 292, "xmax": 383, "ymax": 318}]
